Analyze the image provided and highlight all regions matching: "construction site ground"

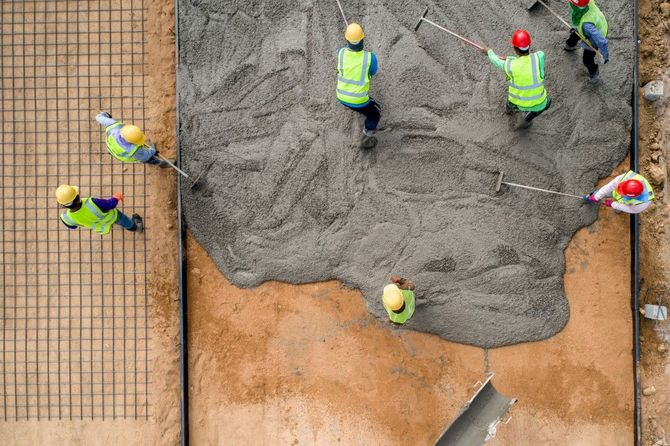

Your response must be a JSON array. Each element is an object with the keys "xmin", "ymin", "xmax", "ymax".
[{"xmin": 1, "ymin": 0, "xmax": 669, "ymax": 445}]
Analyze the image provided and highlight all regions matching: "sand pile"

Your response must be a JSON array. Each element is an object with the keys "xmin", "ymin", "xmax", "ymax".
[{"xmin": 177, "ymin": 0, "xmax": 632, "ymax": 347}]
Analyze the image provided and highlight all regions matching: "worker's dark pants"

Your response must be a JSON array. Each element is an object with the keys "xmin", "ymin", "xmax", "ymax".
[
  {"xmin": 342, "ymin": 99, "xmax": 381, "ymax": 133},
  {"xmin": 115, "ymin": 211, "xmax": 136, "ymax": 231},
  {"xmin": 565, "ymin": 32, "xmax": 599, "ymax": 76},
  {"xmin": 506, "ymin": 97, "xmax": 552, "ymax": 122},
  {"xmin": 146, "ymin": 155, "xmax": 169, "ymax": 167}
]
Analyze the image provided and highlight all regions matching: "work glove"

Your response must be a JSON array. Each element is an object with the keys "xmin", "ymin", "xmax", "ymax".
[
  {"xmin": 602, "ymin": 199, "xmax": 613, "ymax": 207},
  {"xmin": 99, "ymin": 111, "xmax": 112, "ymax": 118},
  {"xmin": 112, "ymin": 192, "xmax": 124, "ymax": 202},
  {"xmin": 481, "ymin": 47, "xmax": 489, "ymax": 54},
  {"xmin": 582, "ymin": 193, "xmax": 598, "ymax": 203},
  {"xmin": 594, "ymin": 53, "xmax": 606, "ymax": 65}
]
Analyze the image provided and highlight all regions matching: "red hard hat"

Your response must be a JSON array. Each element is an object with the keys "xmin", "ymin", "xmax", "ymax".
[
  {"xmin": 617, "ymin": 179, "xmax": 644, "ymax": 198},
  {"xmin": 511, "ymin": 29, "xmax": 531, "ymax": 50},
  {"xmin": 569, "ymin": 0, "xmax": 590, "ymax": 7}
]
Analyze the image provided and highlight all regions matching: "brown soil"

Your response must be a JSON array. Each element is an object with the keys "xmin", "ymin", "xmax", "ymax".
[{"xmin": 638, "ymin": 0, "xmax": 670, "ymax": 444}]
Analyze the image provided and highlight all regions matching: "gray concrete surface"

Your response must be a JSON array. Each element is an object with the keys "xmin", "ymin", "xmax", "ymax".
[{"xmin": 177, "ymin": 0, "xmax": 633, "ymax": 347}]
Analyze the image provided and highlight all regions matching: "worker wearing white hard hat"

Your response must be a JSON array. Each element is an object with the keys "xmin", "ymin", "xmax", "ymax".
[{"xmin": 382, "ymin": 277, "xmax": 416, "ymax": 325}]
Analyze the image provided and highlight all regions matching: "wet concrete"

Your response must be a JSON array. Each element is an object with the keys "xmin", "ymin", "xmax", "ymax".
[{"xmin": 177, "ymin": 0, "xmax": 633, "ymax": 347}]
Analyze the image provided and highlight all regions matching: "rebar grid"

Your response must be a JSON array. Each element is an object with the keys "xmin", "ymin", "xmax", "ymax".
[{"xmin": 1, "ymin": 0, "xmax": 151, "ymax": 420}]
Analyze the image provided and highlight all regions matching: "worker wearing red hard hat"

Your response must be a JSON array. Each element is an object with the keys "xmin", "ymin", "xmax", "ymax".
[
  {"xmin": 483, "ymin": 30, "xmax": 550, "ymax": 129},
  {"xmin": 583, "ymin": 171, "xmax": 654, "ymax": 214},
  {"xmin": 564, "ymin": 0, "xmax": 609, "ymax": 84}
]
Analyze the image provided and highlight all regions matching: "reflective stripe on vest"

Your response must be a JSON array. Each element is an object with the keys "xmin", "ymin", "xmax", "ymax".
[
  {"xmin": 579, "ymin": 1, "xmax": 608, "ymax": 39},
  {"xmin": 504, "ymin": 52, "xmax": 547, "ymax": 107},
  {"xmin": 336, "ymin": 48, "xmax": 371, "ymax": 105},
  {"xmin": 383, "ymin": 290, "xmax": 416, "ymax": 324},
  {"xmin": 105, "ymin": 122, "xmax": 142, "ymax": 163},
  {"xmin": 612, "ymin": 171, "xmax": 654, "ymax": 205},
  {"xmin": 60, "ymin": 197, "xmax": 119, "ymax": 235}
]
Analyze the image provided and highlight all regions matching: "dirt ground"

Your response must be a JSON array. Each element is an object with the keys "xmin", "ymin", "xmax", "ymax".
[
  {"xmin": 4, "ymin": 0, "xmax": 667, "ymax": 445},
  {"xmin": 638, "ymin": 0, "xmax": 670, "ymax": 444}
]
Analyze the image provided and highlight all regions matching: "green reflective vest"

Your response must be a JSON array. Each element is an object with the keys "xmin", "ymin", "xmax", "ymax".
[
  {"xmin": 383, "ymin": 290, "xmax": 416, "ymax": 325},
  {"xmin": 336, "ymin": 48, "xmax": 372, "ymax": 105},
  {"xmin": 579, "ymin": 1, "xmax": 608, "ymax": 39},
  {"xmin": 503, "ymin": 52, "xmax": 547, "ymax": 109},
  {"xmin": 105, "ymin": 122, "xmax": 142, "ymax": 163},
  {"xmin": 612, "ymin": 171, "xmax": 654, "ymax": 205},
  {"xmin": 60, "ymin": 198, "xmax": 119, "ymax": 235}
]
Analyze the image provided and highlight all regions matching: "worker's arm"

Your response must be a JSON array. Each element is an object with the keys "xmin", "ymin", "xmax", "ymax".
[
  {"xmin": 610, "ymin": 200, "xmax": 651, "ymax": 214},
  {"xmin": 91, "ymin": 197, "xmax": 119, "ymax": 212},
  {"xmin": 486, "ymin": 49, "xmax": 509, "ymax": 71},
  {"xmin": 537, "ymin": 51, "xmax": 545, "ymax": 79},
  {"xmin": 581, "ymin": 23, "xmax": 609, "ymax": 60},
  {"xmin": 369, "ymin": 52, "xmax": 378, "ymax": 77},
  {"xmin": 132, "ymin": 144, "xmax": 157, "ymax": 162},
  {"xmin": 95, "ymin": 112, "xmax": 117, "ymax": 128},
  {"xmin": 593, "ymin": 174, "xmax": 624, "ymax": 201}
]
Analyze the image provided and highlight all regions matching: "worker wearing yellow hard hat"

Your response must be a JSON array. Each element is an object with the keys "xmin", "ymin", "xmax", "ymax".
[
  {"xmin": 96, "ymin": 111, "xmax": 172, "ymax": 167},
  {"xmin": 336, "ymin": 23, "xmax": 381, "ymax": 149},
  {"xmin": 382, "ymin": 276, "xmax": 416, "ymax": 324},
  {"xmin": 56, "ymin": 184, "xmax": 143, "ymax": 235}
]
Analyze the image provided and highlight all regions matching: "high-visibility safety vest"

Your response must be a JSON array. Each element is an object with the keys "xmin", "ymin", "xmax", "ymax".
[
  {"xmin": 503, "ymin": 52, "xmax": 547, "ymax": 109},
  {"xmin": 60, "ymin": 198, "xmax": 119, "ymax": 235},
  {"xmin": 336, "ymin": 48, "xmax": 372, "ymax": 105},
  {"xmin": 612, "ymin": 171, "xmax": 654, "ymax": 205},
  {"xmin": 384, "ymin": 290, "xmax": 416, "ymax": 325},
  {"xmin": 105, "ymin": 122, "xmax": 142, "ymax": 163},
  {"xmin": 579, "ymin": 1, "xmax": 608, "ymax": 40}
]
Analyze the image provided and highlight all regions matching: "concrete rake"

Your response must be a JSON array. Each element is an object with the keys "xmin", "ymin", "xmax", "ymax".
[{"xmin": 495, "ymin": 171, "xmax": 583, "ymax": 199}]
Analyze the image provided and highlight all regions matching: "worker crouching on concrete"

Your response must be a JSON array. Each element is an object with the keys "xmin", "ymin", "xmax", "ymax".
[
  {"xmin": 382, "ymin": 276, "xmax": 416, "ymax": 325},
  {"xmin": 564, "ymin": 0, "xmax": 609, "ymax": 84},
  {"xmin": 96, "ymin": 112, "xmax": 171, "ymax": 167},
  {"xmin": 484, "ymin": 30, "xmax": 550, "ymax": 129},
  {"xmin": 582, "ymin": 171, "xmax": 654, "ymax": 214},
  {"xmin": 56, "ymin": 185, "xmax": 143, "ymax": 234},
  {"xmin": 336, "ymin": 23, "xmax": 381, "ymax": 149}
]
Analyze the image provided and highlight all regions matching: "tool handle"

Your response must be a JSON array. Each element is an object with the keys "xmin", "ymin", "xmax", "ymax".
[
  {"xmin": 502, "ymin": 181, "xmax": 583, "ymax": 199},
  {"xmin": 335, "ymin": 0, "xmax": 348, "ymax": 26},
  {"xmin": 420, "ymin": 17, "xmax": 486, "ymax": 50},
  {"xmin": 536, "ymin": 0, "xmax": 601, "ymax": 54},
  {"xmin": 157, "ymin": 153, "xmax": 190, "ymax": 178}
]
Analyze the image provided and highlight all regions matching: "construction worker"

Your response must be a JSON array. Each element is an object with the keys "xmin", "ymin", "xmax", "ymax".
[
  {"xmin": 336, "ymin": 23, "xmax": 380, "ymax": 149},
  {"xmin": 582, "ymin": 171, "xmax": 654, "ymax": 214},
  {"xmin": 382, "ymin": 276, "xmax": 415, "ymax": 325},
  {"xmin": 96, "ymin": 111, "xmax": 171, "ymax": 167},
  {"xmin": 564, "ymin": 0, "xmax": 609, "ymax": 84},
  {"xmin": 56, "ymin": 185, "xmax": 144, "ymax": 234},
  {"xmin": 483, "ymin": 30, "xmax": 550, "ymax": 129}
]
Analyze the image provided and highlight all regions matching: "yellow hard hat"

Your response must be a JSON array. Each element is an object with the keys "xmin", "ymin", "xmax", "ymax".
[
  {"xmin": 383, "ymin": 284, "xmax": 404, "ymax": 311},
  {"xmin": 55, "ymin": 184, "xmax": 79, "ymax": 206},
  {"xmin": 121, "ymin": 124, "xmax": 145, "ymax": 145},
  {"xmin": 345, "ymin": 23, "xmax": 365, "ymax": 43}
]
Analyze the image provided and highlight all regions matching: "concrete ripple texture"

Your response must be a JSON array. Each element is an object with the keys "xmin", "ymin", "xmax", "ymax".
[{"xmin": 178, "ymin": 0, "xmax": 633, "ymax": 347}]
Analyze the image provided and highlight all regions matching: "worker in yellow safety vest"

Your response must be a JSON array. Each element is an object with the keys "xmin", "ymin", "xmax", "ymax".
[
  {"xmin": 483, "ymin": 29, "xmax": 551, "ymax": 129},
  {"xmin": 336, "ymin": 23, "xmax": 381, "ymax": 149},
  {"xmin": 564, "ymin": 0, "xmax": 609, "ymax": 84},
  {"xmin": 382, "ymin": 276, "xmax": 416, "ymax": 325},
  {"xmin": 96, "ymin": 111, "xmax": 172, "ymax": 167},
  {"xmin": 56, "ymin": 184, "xmax": 143, "ymax": 235},
  {"xmin": 582, "ymin": 171, "xmax": 654, "ymax": 214}
]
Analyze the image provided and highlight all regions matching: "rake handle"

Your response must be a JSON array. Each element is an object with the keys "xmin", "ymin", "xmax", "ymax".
[
  {"xmin": 418, "ymin": 17, "xmax": 486, "ymax": 51},
  {"xmin": 157, "ymin": 153, "xmax": 190, "ymax": 178},
  {"xmin": 502, "ymin": 181, "xmax": 583, "ymax": 199}
]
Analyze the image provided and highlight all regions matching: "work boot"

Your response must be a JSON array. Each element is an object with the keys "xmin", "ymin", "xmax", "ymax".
[
  {"xmin": 359, "ymin": 135, "xmax": 378, "ymax": 149},
  {"xmin": 516, "ymin": 115, "xmax": 533, "ymax": 130},
  {"xmin": 504, "ymin": 103, "xmax": 514, "ymax": 115},
  {"xmin": 564, "ymin": 43, "xmax": 577, "ymax": 52},
  {"xmin": 130, "ymin": 214, "xmax": 144, "ymax": 233},
  {"xmin": 589, "ymin": 70, "xmax": 601, "ymax": 85}
]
